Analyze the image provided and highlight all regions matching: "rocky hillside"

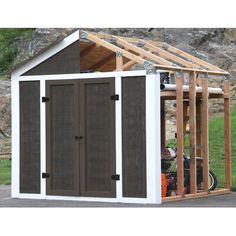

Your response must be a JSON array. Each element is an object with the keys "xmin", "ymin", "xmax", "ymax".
[{"xmin": 1, "ymin": 28, "xmax": 236, "ymax": 150}]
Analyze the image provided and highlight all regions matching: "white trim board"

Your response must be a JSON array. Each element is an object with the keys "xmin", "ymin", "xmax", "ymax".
[
  {"xmin": 11, "ymin": 30, "xmax": 80, "ymax": 78},
  {"xmin": 18, "ymin": 70, "xmax": 147, "ymax": 81}
]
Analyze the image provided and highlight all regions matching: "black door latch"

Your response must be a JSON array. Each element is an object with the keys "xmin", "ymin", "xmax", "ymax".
[
  {"xmin": 42, "ymin": 173, "xmax": 50, "ymax": 178},
  {"xmin": 111, "ymin": 174, "xmax": 120, "ymax": 181}
]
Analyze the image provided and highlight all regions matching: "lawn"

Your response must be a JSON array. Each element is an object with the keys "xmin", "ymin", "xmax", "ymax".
[
  {"xmin": 209, "ymin": 105, "xmax": 236, "ymax": 190},
  {"xmin": 0, "ymin": 157, "xmax": 11, "ymax": 185}
]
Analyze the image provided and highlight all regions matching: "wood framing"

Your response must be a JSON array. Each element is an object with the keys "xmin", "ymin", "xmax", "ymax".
[
  {"xmin": 140, "ymin": 39, "xmax": 200, "ymax": 69},
  {"xmin": 189, "ymin": 71, "xmax": 197, "ymax": 194},
  {"xmin": 116, "ymin": 53, "xmax": 123, "ymax": 71},
  {"xmin": 201, "ymin": 77, "xmax": 209, "ymax": 193},
  {"xmin": 176, "ymin": 75, "xmax": 184, "ymax": 196},
  {"xmin": 224, "ymin": 79, "xmax": 231, "ymax": 190},
  {"xmin": 161, "ymin": 99, "xmax": 166, "ymax": 150}
]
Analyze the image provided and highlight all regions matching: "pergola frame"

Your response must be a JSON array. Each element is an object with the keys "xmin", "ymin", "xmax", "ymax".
[{"xmin": 78, "ymin": 30, "xmax": 231, "ymax": 201}]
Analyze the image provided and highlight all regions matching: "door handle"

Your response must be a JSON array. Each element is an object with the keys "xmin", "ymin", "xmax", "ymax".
[{"xmin": 75, "ymin": 136, "xmax": 83, "ymax": 140}]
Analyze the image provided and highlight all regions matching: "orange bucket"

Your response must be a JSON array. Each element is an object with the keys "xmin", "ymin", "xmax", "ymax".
[{"xmin": 161, "ymin": 173, "xmax": 167, "ymax": 198}]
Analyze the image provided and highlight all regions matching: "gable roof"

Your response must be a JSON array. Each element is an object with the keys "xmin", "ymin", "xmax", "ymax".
[{"xmin": 11, "ymin": 29, "xmax": 229, "ymax": 78}]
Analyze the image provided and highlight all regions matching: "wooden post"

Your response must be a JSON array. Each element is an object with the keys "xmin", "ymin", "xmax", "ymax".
[
  {"xmin": 161, "ymin": 99, "xmax": 166, "ymax": 150},
  {"xmin": 224, "ymin": 79, "xmax": 231, "ymax": 190},
  {"xmin": 183, "ymin": 101, "xmax": 189, "ymax": 143},
  {"xmin": 201, "ymin": 77, "xmax": 209, "ymax": 193},
  {"xmin": 196, "ymin": 100, "xmax": 202, "ymax": 157},
  {"xmin": 189, "ymin": 71, "xmax": 197, "ymax": 194},
  {"xmin": 116, "ymin": 52, "xmax": 123, "ymax": 71},
  {"xmin": 176, "ymin": 75, "xmax": 184, "ymax": 196}
]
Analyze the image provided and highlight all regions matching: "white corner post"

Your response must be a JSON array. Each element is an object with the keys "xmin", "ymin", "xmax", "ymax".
[
  {"xmin": 115, "ymin": 75, "xmax": 122, "ymax": 201},
  {"xmin": 40, "ymin": 79, "xmax": 46, "ymax": 197},
  {"xmin": 146, "ymin": 72, "xmax": 161, "ymax": 204},
  {"xmin": 11, "ymin": 77, "xmax": 20, "ymax": 198}
]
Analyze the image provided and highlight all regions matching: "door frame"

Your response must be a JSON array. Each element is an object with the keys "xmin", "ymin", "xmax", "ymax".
[{"xmin": 14, "ymin": 70, "xmax": 162, "ymax": 204}]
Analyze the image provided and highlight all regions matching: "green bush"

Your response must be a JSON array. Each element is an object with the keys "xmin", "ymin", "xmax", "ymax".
[{"xmin": 0, "ymin": 28, "xmax": 34, "ymax": 75}]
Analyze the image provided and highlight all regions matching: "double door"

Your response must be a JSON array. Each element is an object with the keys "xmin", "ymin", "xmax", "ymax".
[{"xmin": 45, "ymin": 78, "xmax": 116, "ymax": 197}]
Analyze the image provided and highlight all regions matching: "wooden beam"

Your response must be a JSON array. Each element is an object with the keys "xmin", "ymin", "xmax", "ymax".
[
  {"xmin": 110, "ymin": 35, "xmax": 177, "ymax": 66},
  {"xmin": 162, "ymin": 188, "xmax": 230, "ymax": 202},
  {"xmin": 122, "ymin": 54, "xmax": 145, "ymax": 70},
  {"xmin": 161, "ymin": 99, "xmax": 166, "ymax": 150},
  {"xmin": 196, "ymin": 100, "xmax": 202, "ymax": 157},
  {"xmin": 201, "ymin": 77, "xmax": 209, "ymax": 193},
  {"xmin": 116, "ymin": 53, "xmax": 123, "ymax": 71},
  {"xmin": 82, "ymin": 31, "xmax": 155, "ymax": 68},
  {"xmin": 183, "ymin": 101, "xmax": 189, "ymax": 142},
  {"xmin": 90, "ymin": 31, "xmax": 228, "ymax": 74},
  {"xmin": 151, "ymin": 41, "xmax": 225, "ymax": 72},
  {"xmin": 80, "ymin": 44, "xmax": 100, "ymax": 58},
  {"xmin": 189, "ymin": 71, "xmax": 197, "ymax": 194},
  {"xmin": 176, "ymin": 76, "xmax": 184, "ymax": 196},
  {"xmin": 89, "ymin": 53, "xmax": 115, "ymax": 71},
  {"xmin": 140, "ymin": 39, "xmax": 200, "ymax": 69},
  {"xmin": 83, "ymin": 31, "xmax": 229, "ymax": 76},
  {"xmin": 224, "ymin": 79, "xmax": 231, "ymax": 190}
]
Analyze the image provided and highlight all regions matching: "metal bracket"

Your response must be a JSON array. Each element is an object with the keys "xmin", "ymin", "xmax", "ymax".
[
  {"xmin": 116, "ymin": 51, "xmax": 123, "ymax": 58},
  {"xmin": 224, "ymin": 75, "xmax": 230, "ymax": 81},
  {"xmin": 162, "ymin": 43, "xmax": 169, "ymax": 50},
  {"xmin": 42, "ymin": 97, "xmax": 49, "ymax": 102},
  {"xmin": 175, "ymin": 70, "xmax": 184, "ymax": 78},
  {"xmin": 111, "ymin": 94, "xmax": 119, "ymax": 101},
  {"xmin": 111, "ymin": 175, "xmax": 120, "ymax": 181},
  {"xmin": 143, "ymin": 60, "xmax": 155, "ymax": 74},
  {"xmin": 80, "ymin": 31, "xmax": 88, "ymax": 39}
]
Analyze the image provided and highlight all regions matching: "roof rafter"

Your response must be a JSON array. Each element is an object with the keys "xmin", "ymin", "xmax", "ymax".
[
  {"xmin": 80, "ymin": 44, "xmax": 101, "ymax": 58},
  {"xmin": 80, "ymin": 31, "xmax": 156, "ymax": 71},
  {"xmin": 93, "ymin": 32, "xmax": 178, "ymax": 67},
  {"xmin": 151, "ymin": 41, "xmax": 224, "ymax": 72},
  {"xmin": 140, "ymin": 39, "xmax": 200, "ymax": 69},
  {"xmin": 89, "ymin": 53, "xmax": 115, "ymax": 71}
]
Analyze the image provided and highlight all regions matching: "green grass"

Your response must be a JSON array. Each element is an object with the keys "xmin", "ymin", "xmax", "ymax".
[
  {"xmin": 209, "ymin": 105, "xmax": 236, "ymax": 190},
  {"xmin": 0, "ymin": 159, "xmax": 11, "ymax": 185}
]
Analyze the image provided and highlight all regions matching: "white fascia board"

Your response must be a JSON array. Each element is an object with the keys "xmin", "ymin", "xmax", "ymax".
[
  {"xmin": 18, "ymin": 70, "xmax": 147, "ymax": 81},
  {"xmin": 11, "ymin": 30, "xmax": 80, "ymax": 79}
]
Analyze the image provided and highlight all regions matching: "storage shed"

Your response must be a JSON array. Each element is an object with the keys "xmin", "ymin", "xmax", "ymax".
[{"xmin": 11, "ymin": 30, "xmax": 231, "ymax": 204}]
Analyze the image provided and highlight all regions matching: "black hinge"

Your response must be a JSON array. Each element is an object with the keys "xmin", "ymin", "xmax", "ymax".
[
  {"xmin": 42, "ymin": 97, "xmax": 50, "ymax": 102},
  {"xmin": 42, "ymin": 172, "xmax": 50, "ymax": 178},
  {"xmin": 111, "ymin": 94, "xmax": 119, "ymax": 101},
  {"xmin": 111, "ymin": 174, "xmax": 120, "ymax": 181}
]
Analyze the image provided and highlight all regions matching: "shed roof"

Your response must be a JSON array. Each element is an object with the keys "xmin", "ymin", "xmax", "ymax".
[{"xmin": 12, "ymin": 29, "xmax": 229, "ymax": 77}]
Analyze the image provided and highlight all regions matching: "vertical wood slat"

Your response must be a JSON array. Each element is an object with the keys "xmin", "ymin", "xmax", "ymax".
[
  {"xmin": 161, "ymin": 99, "xmax": 166, "ymax": 149},
  {"xmin": 183, "ymin": 101, "xmax": 188, "ymax": 141},
  {"xmin": 201, "ymin": 78, "xmax": 209, "ymax": 192},
  {"xmin": 116, "ymin": 53, "xmax": 123, "ymax": 71},
  {"xmin": 196, "ymin": 101, "xmax": 202, "ymax": 157},
  {"xmin": 224, "ymin": 79, "xmax": 231, "ymax": 190},
  {"xmin": 176, "ymin": 76, "xmax": 184, "ymax": 196},
  {"xmin": 189, "ymin": 71, "xmax": 197, "ymax": 194}
]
